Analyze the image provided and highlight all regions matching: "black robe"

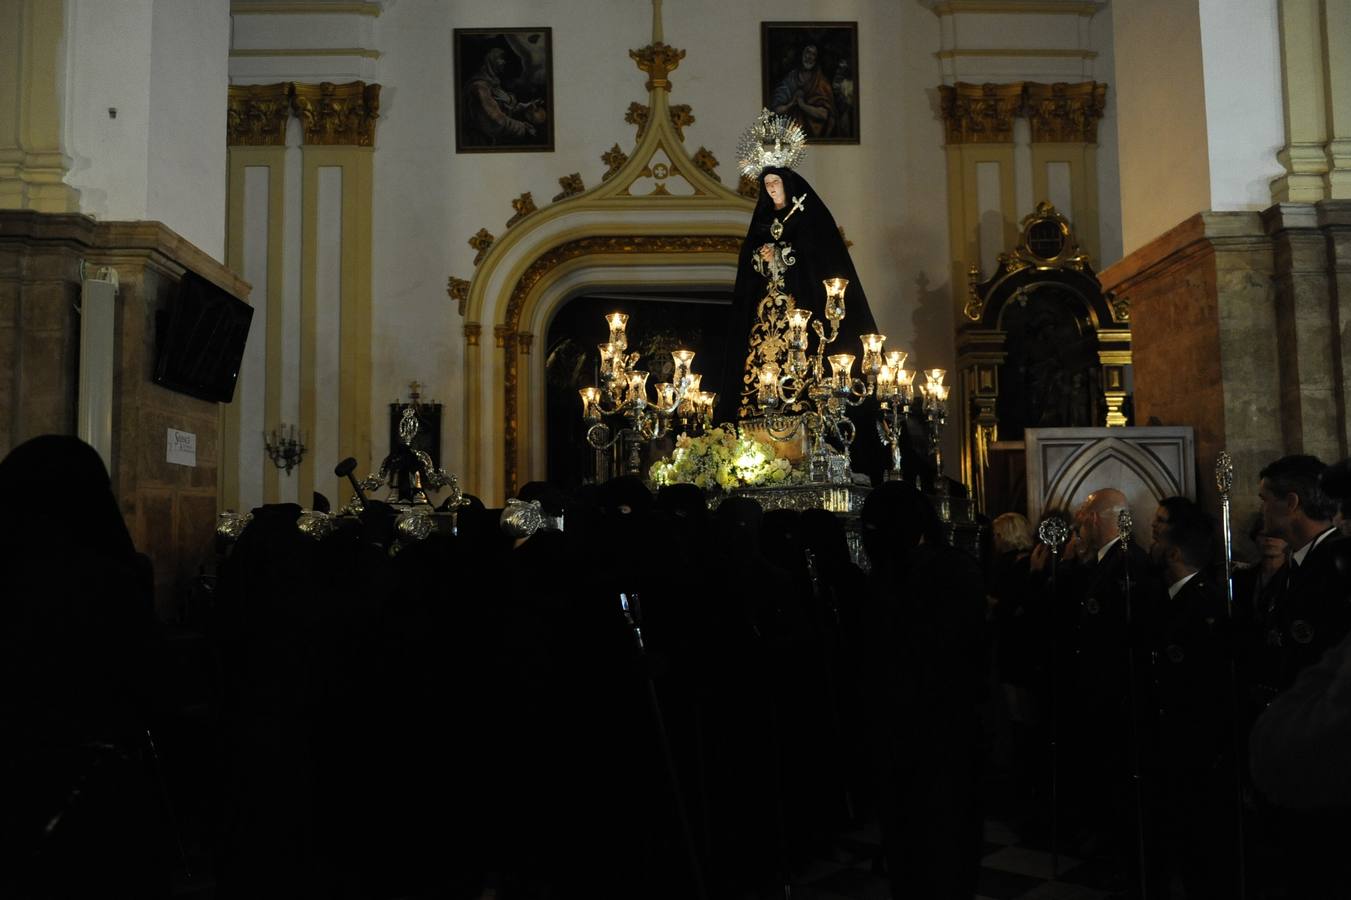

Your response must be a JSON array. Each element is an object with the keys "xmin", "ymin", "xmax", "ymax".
[{"xmin": 716, "ymin": 168, "xmax": 886, "ymax": 480}]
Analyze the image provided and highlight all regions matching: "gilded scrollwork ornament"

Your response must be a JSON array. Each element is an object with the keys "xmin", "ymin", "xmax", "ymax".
[
  {"xmin": 1108, "ymin": 291, "xmax": 1130, "ymax": 323},
  {"xmin": 469, "ymin": 228, "xmax": 495, "ymax": 265},
  {"xmin": 507, "ymin": 193, "xmax": 538, "ymax": 228},
  {"xmin": 552, "ymin": 173, "xmax": 585, "ymax": 202},
  {"xmin": 625, "ymin": 102, "xmax": 651, "ymax": 137},
  {"xmin": 693, "ymin": 147, "xmax": 720, "ymax": 182},
  {"xmin": 447, "ymin": 276, "xmax": 470, "ymax": 316},
  {"xmin": 601, "ymin": 144, "xmax": 629, "ymax": 181},
  {"xmin": 669, "ymin": 104, "xmax": 694, "ymax": 140},
  {"xmin": 738, "ymin": 174, "xmax": 761, "ymax": 199},
  {"xmin": 629, "ymin": 41, "xmax": 686, "ymax": 91}
]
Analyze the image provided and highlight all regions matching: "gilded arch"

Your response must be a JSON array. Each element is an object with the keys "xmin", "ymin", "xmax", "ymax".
[{"xmin": 454, "ymin": 17, "xmax": 755, "ymax": 501}]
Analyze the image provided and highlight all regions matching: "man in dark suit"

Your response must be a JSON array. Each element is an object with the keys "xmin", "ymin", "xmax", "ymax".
[
  {"xmin": 1063, "ymin": 488, "xmax": 1163, "ymax": 891},
  {"xmin": 1257, "ymin": 455, "xmax": 1351, "ymax": 690},
  {"xmin": 1149, "ymin": 497, "xmax": 1237, "ymax": 899},
  {"xmin": 1251, "ymin": 455, "xmax": 1351, "ymax": 899}
]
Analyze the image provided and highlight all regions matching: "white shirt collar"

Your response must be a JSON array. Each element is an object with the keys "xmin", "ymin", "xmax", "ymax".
[
  {"xmin": 1168, "ymin": 571, "xmax": 1199, "ymax": 599},
  {"xmin": 1291, "ymin": 526, "xmax": 1338, "ymax": 567},
  {"xmin": 1096, "ymin": 535, "xmax": 1122, "ymax": 564}
]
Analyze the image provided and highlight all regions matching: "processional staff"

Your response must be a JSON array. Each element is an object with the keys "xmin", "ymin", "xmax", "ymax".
[
  {"xmin": 1036, "ymin": 514, "xmax": 1069, "ymax": 881},
  {"xmin": 1118, "ymin": 507, "xmax": 1149, "ymax": 900},
  {"xmin": 1215, "ymin": 450, "xmax": 1248, "ymax": 900}
]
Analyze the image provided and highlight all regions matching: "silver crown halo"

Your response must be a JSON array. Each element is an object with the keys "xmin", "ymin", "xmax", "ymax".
[{"xmin": 737, "ymin": 108, "xmax": 807, "ymax": 180}]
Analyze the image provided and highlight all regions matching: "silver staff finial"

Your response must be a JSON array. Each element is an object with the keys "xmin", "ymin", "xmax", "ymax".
[
  {"xmin": 1216, "ymin": 450, "xmax": 1234, "ymax": 498},
  {"xmin": 1038, "ymin": 515, "xmax": 1069, "ymax": 554},
  {"xmin": 1117, "ymin": 507, "xmax": 1134, "ymax": 546}
]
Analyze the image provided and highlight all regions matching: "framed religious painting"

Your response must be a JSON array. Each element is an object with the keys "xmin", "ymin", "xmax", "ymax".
[
  {"xmin": 761, "ymin": 21, "xmax": 859, "ymax": 144},
  {"xmin": 454, "ymin": 27, "xmax": 554, "ymax": 153}
]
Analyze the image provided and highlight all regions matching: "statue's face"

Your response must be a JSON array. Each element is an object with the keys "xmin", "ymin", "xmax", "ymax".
[{"xmin": 763, "ymin": 174, "xmax": 786, "ymax": 209}]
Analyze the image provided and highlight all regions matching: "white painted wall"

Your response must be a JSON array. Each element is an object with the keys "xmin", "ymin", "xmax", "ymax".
[
  {"xmin": 368, "ymin": 0, "xmax": 952, "ymax": 483},
  {"xmin": 1197, "ymin": 0, "xmax": 1284, "ymax": 211},
  {"xmin": 1112, "ymin": 0, "xmax": 1211, "ymax": 255},
  {"xmin": 63, "ymin": 0, "xmax": 228, "ymax": 260}
]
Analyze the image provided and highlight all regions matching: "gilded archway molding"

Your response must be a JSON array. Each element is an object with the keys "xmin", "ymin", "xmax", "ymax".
[{"xmin": 456, "ymin": 3, "xmax": 754, "ymax": 501}]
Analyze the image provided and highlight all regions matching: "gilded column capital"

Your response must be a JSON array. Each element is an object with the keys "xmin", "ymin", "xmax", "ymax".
[
  {"xmin": 464, "ymin": 322, "xmax": 482, "ymax": 346},
  {"xmin": 292, "ymin": 81, "xmax": 380, "ymax": 146},
  {"xmin": 469, "ymin": 228, "xmax": 495, "ymax": 265},
  {"xmin": 227, "ymin": 83, "xmax": 293, "ymax": 146},
  {"xmin": 494, "ymin": 324, "xmax": 516, "ymax": 349},
  {"xmin": 938, "ymin": 82, "xmax": 1024, "ymax": 144},
  {"xmin": 448, "ymin": 276, "xmax": 470, "ymax": 315},
  {"xmin": 1025, "ymin": 82, "xmax": 1107, "ymax": 143},
  {"xmin": 629, "ymin": 42, "xmax": 685, "ymax": 91},
  {"xmin": 518, "ymin": 332, "xmax": 535, "ymax": 355},
  {"xmin": 507, "ymin": 193, "xmax": 538, "ymax": 228}
]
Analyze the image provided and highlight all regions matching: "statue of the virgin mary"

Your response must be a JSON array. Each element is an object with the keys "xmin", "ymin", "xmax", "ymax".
[{"xmin": 715, "ymin": 109, "xmax": 887, "ymax": 482}]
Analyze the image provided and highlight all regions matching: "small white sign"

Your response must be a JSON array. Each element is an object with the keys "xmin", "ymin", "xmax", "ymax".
[{"xmin": 167, "ymin": 428, "xmax": 197, "ymax": 467}]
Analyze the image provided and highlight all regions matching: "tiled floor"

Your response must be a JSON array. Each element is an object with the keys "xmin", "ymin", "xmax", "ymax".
[{"xmin": 784, "ymin": 819, "xmax": 1117, "ymax": 900}]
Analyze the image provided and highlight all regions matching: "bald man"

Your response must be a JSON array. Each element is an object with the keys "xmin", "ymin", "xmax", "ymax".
[{"xmin": 1062, "ymin": 488, "xmax": 1165, "ymax": 892}]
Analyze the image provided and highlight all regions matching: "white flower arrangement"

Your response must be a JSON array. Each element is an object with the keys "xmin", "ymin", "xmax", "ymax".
[{"xmin": 648, "ymin": 425, "xmax": 799, "ymax": 491}]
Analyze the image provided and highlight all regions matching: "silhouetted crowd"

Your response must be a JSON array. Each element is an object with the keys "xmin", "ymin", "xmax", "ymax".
[{"xmin": 4, "ymin": 435, "xmax": 1351, "ymax": 900}]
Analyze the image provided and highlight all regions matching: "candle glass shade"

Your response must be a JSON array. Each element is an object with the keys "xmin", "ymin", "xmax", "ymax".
[
  {"xmin": 605, "ymin": 312, "xmax": 629, "ymax": 350},
  {"xmin": 671, "ymin": 349, "xmax": 695, "ymax": 387},
  {"xmin": 823, "ymin": 277, "xmax": 849, "ymax": 320},
  {"xmin": 828, "ymin": 353, "xmax": 856, "ymax": 389},
  {"xmin": 599, "ymin": 342, "xmax": 622, "ymax": 381},
  {"xmin": 924, "ymin": 368, "xmax": 946, "ymax": 387},
  {"xmin": 885, "ymin": 350, "xmax": 908, "ymax": 371},
  {"xmin": 860, "ymin": 334, "xmax": 886, "ymax": 378},
  {"xmin": 787, "ymin": 309, "xmax": 812, "ymax": 349},
  {"xmin": 627, "ymin": 370, "xmax": 649, "ymax": 406},
  {"xmin": 877, "ymin": 364, "xmax": 897, "ymax": 398},
  {"xmin": 579, "ymin": 386, "xmax": 600, "ymax": 418},
  {"xmin": 654, "ymin": 382, "xmax": 676, "ymax": 409}
]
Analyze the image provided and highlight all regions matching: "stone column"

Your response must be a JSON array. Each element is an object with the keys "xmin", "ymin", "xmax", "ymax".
[{"xmin": 1273, "ymin": 0, "xmax": 1331, "ymax": 202}]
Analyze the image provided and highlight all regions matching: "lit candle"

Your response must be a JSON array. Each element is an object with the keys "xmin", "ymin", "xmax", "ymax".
[
  {"xmin": 579, "ymin": 386, "xmax": 600, "ymax": 417},
  {"xmin": 627, "ymin": 370, "xmax": 649, "ymax": 406},
  {"xmin": 823, "ymin": 277, "xmax": 849, "ymax": 319},
  {"xmin": 787, "ymin": 309, "xmax": 812, "ymax": 349},
  {"xmin": 877, "ymin": 364, "xmax": 896, "ymax": 397},
  {"xmin": 606, "ymin": 312, "xmax": 629, "ymax": 350},
  {"xmin": 828, "ymin": 353, "xmax": 856, "ymax": 385},
  {"xmin": 759, "ymin": 362, "xmax": 780, "ymax": 390},
  {"xmin": 860, "ymin": 333, "xmax": 886, "ymax": 379}
]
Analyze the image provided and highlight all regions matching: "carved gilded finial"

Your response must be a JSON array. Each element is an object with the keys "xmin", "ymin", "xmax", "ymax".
[
  {"xmin": 964, "ymin": 264, "xmax": 985, "ymax": 321},
  {"xmin": 669, "ymin": 104, "xmax": 694, "ymax": 140},
  {"xmin": 1108, "ymin": 291, "xmax": 1131, "ymax": 323},
  {"xmin": 468, "ymin": 228, "xmax": 496, "ymax": 266},
  {"xmin": 552, "ymin": 173, "xmax": 585, "ymax": 202},
  {"xmin": 737, "ymin": 174, "xmax": 760, "ymax": 199},
  {"xmin": 227, "ymin": 83, "xmax": 293, "ymax": 146},
  {"xmin": 693, "ymin": 147, "xmax": 720, "ymax": 182},
  {"xmin": 447, "ymin": 276, "xmax": 470, "ymax": 316},
  {"xmin": 602, "ymin": 144, "xmax": 629, "ymax": 181},
  {"xmin": 626, "ymin": 102, "xmax": 651, "ymax": 138},
  {"xmin": 292, "ymin": 81, "xmax": 380, "ymax": 146},
  {"xmin": 630, "ymin": 42, "xmax": 685, "ymax": 92},
  {"xmin": 507, "ymin": 192, "xmax": 538, "ymax": 228}
]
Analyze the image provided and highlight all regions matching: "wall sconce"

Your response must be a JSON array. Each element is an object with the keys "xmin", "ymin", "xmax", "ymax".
[{"xmin": 264, "ymin": 424, "xmax": 306, "ymax": 475}]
